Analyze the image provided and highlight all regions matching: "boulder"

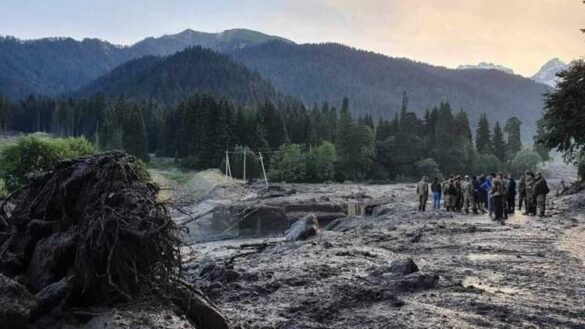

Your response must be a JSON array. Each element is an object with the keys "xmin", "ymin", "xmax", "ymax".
[
  {"xmin": 389, "ymin": 258, "xmax": 419, "ymax": 275},
  {"xmin": 0, "ymin": 274, "xmax": 38, "ymax": 329},
  {"xmin": 286, "ymin": 214, "xmax": 320, "ymax": 242}
]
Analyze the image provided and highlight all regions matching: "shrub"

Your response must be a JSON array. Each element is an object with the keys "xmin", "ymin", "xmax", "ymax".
[
  {"xmin": 268, "ymin": 144, "xmax": 306, "ymax": 182},
  {"xmin": 414, "ymin": 158, "xmax": 442, "ymax": 180},
  {"xmin": 0, "ymin": 135, "xmax": 96, "ymax": 192},
  {"xmin": 510, "ymin": 149, "xmax": 541, "ymax": 176}
]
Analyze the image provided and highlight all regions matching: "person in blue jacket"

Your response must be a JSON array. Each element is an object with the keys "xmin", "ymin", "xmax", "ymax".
[{"xmin": 480, "ymin": 175, "xmax": 493, "ymax": 218}]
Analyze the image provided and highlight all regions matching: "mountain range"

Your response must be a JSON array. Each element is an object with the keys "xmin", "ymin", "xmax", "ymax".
[
  {"xmin": 0, "ymin": 28, "xmax": 566, "ymax": 138},
  {"xmin": 457, "ymin": 62, "xmax": 515, "ymax": 75}
]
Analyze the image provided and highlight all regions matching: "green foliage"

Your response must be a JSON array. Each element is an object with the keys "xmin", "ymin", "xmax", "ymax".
[
  {"xmin": 475, "ymin": 113, "xmax": 491, "ymax": 154},
  {"xmin": 539, "ymin": 60, "xmax": 585, "ymax": 179},
  {"xmin": 473, "ymin": 153, "xmax": 503, "ymax": 175},
  {"xmin": 414, "ymin": 158, "xmax": 442, "ymax": 180},
  {"xmin": 268, "ymin": 144, "xmax": 306, "ymax": 182},
  {"xmin": 0, "ymin": 135, "xmax": 96, "ymax": 192},
  {"xmin": 510, "ymin": 149, "xmax": 541, "ymax": 176},
  {"xmin": 122, "ymin": 104, "xmax": 149, "ymax": 162},
  {"xmin": 491, "ymin": 122, "xmax": 507, "ymax": 162},
  {"xmin": 306, "ymin": 142, "xmax": 337, "ymax": 182},
  {"xmin": 504, "ymin": 117, "xmax": 522, "ymax": 159}
]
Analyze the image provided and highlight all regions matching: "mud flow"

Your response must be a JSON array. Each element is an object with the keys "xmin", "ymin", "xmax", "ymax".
[{"xmin": 172, "ymin": 171, "xmax": 585, "ymax": 329}]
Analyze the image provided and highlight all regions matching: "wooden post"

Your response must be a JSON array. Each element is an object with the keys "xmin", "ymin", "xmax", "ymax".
[
  {"xmin": 225, "ymin": 150, "xmax": 229, "ymax": 179},
  {"xmin": 259, "ymin": 152, "xmax": 268, "ymax": 187}
]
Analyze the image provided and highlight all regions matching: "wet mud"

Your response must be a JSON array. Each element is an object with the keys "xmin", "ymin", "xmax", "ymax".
[{"xmin": 184, "ymin": 183, "xmax": 585, "ymax": 328}]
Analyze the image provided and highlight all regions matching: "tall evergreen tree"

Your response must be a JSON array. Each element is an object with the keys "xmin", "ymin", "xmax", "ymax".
[
  {"xmin": 491, "ymin": 121, "xmax": 506, "ymax": 162},
  {"xmin": 122, "ymin": 104, "xmax": 149, "ymax": 161},
  {"xmin": 504, "ymin": 117, "xmax": 522, "ymax": 159},
  {"xmin": 476, "ymin": 113, "xmax": 492, "ymax": 154}
]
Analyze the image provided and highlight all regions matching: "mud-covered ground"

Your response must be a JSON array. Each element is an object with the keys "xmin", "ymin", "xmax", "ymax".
[{"xmin": 183, "ymin": 180, "xmax": 585, "ymax": 329}]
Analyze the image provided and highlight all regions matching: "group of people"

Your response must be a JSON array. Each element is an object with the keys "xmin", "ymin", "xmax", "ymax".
[{"xmin": 416, "ymin": 171, "xmax": 550, "ymax": 220}]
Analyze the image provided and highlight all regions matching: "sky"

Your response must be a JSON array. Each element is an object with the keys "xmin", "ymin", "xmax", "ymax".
[{"xmin": 0, "ymin": 0, "xmax": 583, "ymax": 76}]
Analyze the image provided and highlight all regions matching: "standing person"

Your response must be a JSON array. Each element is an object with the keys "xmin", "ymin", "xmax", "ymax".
[
  {"xmin": 524, "ymin": 172, "xmax": 536, "ymax": 216},
  {"xmin": 491, "ymin": 173, "xmax": 506, "ymax": 220},
  {"xmin": 506, "ymin": 174, "xmax": 517, "ymax": 214},
  {"xmin": 472, "ymin": 175, "xmax": 482, "ymax": 214},
  {"xmin": 416, "ymin": 176, "xmax": 429, "ymax": 212},
  {"xmin": 534, "ymin": 173, "xmax": 550, "ymax": 217},
  {"xmin": 444, "ymin": 177, "xmax": 456, "ymax": 211},
  {"xmin": 455, "ymin": 176, "xmax": 463, "ymax": 212},
  {"xmin": 518, "ymin": 174, "xmax": 526, "ymax": 211},
  {"xmin": 431, "ymin": 177, "xmax": 442, "ymax": 210},
  {"xmin": 480, "ymin": 175, "xmax": 493, "ymax": 217},
  {"xmin": 462, "ymin": 175, "xmax": 475, "ymax": 214},
  {"xmin": 477, "ymin": 174, "xmax": 487, "ymax": 213}
]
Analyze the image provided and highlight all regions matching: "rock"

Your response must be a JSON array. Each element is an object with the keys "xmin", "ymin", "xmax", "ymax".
[
  {"xmin": 286, "ymin": 214, "xmax": 320, "ymax": 242},
  {"xmin": 0, "ymin": 273, "xmax": 38, "ymax": 329},
  {"xmin": 389, "ymin": 258, "xmax": 419, "ymax": 276}
]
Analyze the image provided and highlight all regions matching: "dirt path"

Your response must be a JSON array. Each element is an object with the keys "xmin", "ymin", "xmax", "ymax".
[{"xmin": 186, "ymin": 185, "xmax": 585, "ymax": 328}]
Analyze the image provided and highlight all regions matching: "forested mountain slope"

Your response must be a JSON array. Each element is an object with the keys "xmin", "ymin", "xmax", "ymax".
[
  {"xmin": 0, "ymin": 37, "xmax": 134, "ymax": 99},
  {"xmin": 232, "ymin": 41, "xmax": 550, "ymax": 136},
  {"xmin": 77, "ymin": 46, "xmax": 278, "ymax": 105},
  {"xmin": 0, "ymin": 29, "xmax": 290, "ymax": 99}
]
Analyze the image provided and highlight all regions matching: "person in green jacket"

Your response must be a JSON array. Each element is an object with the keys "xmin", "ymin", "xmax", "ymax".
[{"xmin": 417, "ymin": 176, "xmax": 429, "ymax": 212}]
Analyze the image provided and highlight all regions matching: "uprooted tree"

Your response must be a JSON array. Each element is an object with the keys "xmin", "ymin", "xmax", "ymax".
[{"xmin": 0, "ymin": 152, "xmax": 229, "ymax": 329}]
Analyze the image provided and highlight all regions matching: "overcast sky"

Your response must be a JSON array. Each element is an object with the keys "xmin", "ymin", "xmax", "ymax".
[{"xmin": 1, "ymin": 0, "xmax": 583, "ymax": 76}]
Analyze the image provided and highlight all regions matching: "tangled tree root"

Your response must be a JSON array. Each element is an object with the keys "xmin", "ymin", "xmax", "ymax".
[{"xmin": 0, "ymin": 152, "xmax": 229, "ymax": 329}]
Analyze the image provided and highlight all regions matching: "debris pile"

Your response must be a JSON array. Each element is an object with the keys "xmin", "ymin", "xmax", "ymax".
[{"xmin": 0, "ymin": 152, "xmax": 229, "ymax": 329}]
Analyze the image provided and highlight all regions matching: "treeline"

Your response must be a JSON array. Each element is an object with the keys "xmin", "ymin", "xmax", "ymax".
[{"xmin": 0, "ymin": 93, "xmax": 546, "ymax": 182}]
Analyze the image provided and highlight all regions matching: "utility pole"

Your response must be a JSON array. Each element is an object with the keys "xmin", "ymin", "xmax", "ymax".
[
  {"xmin": 225, "ymin": 150, "xmax": 233, "ymax": 181},
  {"xmin": 259, "ymin": 152, "xmax": 268, "ymax": 187}
]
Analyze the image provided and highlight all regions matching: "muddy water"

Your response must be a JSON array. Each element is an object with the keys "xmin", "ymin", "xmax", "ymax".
[{"xmin": 184, "ymin": 183, "xmax": 585, "ymax": 328}]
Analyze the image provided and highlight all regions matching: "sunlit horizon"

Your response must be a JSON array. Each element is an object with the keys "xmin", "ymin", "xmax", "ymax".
[{"xmin": 1, "ymin": 0, "xmax": 583, "ymax": 76}]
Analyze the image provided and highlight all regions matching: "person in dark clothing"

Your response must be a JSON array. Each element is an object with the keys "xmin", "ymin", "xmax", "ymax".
[
  {"xmin": 431, "ymin": 177, "xmax": 442, "ymax": 210},
  {"xmin": 524, "ymin": 172, "xmax": 536, "ymax": 216},
  {"xmin": 534, "ymin": 173, "xmax": 550, "ymax": 217},
  {"xmin": 472, "ymin": 176, "xmax": 482, "ymax": 214},
  {"xmin": 477, "ymin": 174, "xmax": 487, "ymax": 213},
  {"xmin": 506, "ymin": 174, "xmax": 517, "ymax": 214},
  {"xmin": 518, "ymin": 174, "xmax": 526, "ymax": 211},
  {"xmin": 491, "ymin": 173, "xmax": 506, "ymax": 221}
]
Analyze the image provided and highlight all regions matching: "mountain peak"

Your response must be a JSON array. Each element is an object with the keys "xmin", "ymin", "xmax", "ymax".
[
  {"xmin": 532, "ymin": 58, "xmax": 568, "ymax": 87},
  {"xmin": 457, "ymin": 62, "xmax": 514, "ymax": 75}
]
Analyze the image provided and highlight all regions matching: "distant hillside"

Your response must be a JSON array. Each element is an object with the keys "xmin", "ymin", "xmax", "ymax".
[
  {"xmin": 233, "ymin": 41, "xmax": 550, "ymax": 137},
  {"xmin": 77, "ymin": 46, "xmax": 278, "ymax": 105},
  {"xmin": 131, "ymin": 28, "xmax": 293, "ymax": 56},
  {"xmin": 0, "ymin": 36, "xmax": 134, "ymax": 99},
  {"xmin": 0, "ymin": 29, "xmax": 292, "ymax": 99}
]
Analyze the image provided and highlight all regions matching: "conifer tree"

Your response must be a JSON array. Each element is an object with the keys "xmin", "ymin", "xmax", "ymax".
[
  {"xmin": 122, "ymin": 104, "xmax": 149, "ymax": 161},
  {"xmin": 476, "ymin": 113, "xmax": 492, "ymax": 154},
  {"xmin": 504, "ymin": 117, "xmax": 522, "ymax": 159},
  {"xmin": 491, "ymin": 121, "xmax": 506, "ymax": 162}
]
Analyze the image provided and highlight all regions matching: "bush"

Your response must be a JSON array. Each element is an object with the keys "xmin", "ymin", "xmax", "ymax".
[
  {"xmin": 414, "ymin": 158, "xmax": 442, "ymax": 180},
  {"xmin": 306, "ymin": 142, "xmax": 337, "ymax": 182},
  {"xmin": 0, "ymin": 135, "xmax": 96, "ymax": 192},
  {"xmin": 510, "ymin": 149, "xmax": 542, "ymax": 176},
  {"xmin": 473, "ymin": 153, "xmax": 503, "ymax": 175},
  {"xmin": 268, "ymin": 144, "xmax": 306, "ymax": 182}
]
